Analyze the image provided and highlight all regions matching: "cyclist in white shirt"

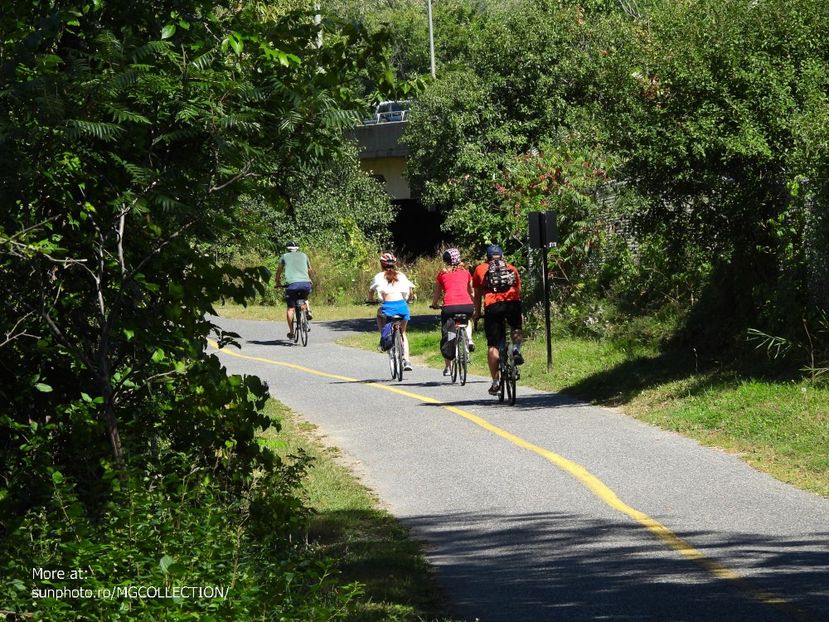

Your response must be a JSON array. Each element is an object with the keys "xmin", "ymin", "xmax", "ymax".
[{"xmin": 368, "ymin": 252, "xmax": 415, "ymax": 371}]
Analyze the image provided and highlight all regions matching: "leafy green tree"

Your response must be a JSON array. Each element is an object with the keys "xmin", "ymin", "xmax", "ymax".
[
  {"xmin": 403, "ymin": 0, "xmax": 605, "ymax": 255},
  {"xmin": 0, "ymin": 0, "xmax": 389, "ymax": 565},
  {"xmin": 596, "ymin": 0, "xmax": 829, "ymax": 343}
]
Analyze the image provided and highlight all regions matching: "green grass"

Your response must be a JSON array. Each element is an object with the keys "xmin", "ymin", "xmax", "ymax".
[
  {"xmin": 216, "ymin": 301, "xmax": 435, "ymax": 322},
  {"xmin": 259, "ymin": 400, "xmax": 455, "ymax": 622}
]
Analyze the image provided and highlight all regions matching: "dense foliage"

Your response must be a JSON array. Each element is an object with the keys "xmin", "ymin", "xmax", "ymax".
[
  {"xmin": 0, "ymin": 0, "xmax": 390, "ymax": 618},
  {"xmin": 361, "ymin": 0, "xmax": 828, "ymax": 362}
]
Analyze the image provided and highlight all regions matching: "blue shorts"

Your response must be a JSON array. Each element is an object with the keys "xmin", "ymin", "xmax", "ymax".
[
  {"xmin": 285, "ymin": 281, "xmax": 312, "ymax": 307},
  {"xmin": 380, "ymin": 299, "xmax": 410, "ymax": 321}
]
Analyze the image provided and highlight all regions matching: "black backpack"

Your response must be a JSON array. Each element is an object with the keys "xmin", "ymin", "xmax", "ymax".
[
  {"xmin": 439, "ymin": 318, "xmax": 457, "ymax": 360},
  {"xmin": 485, "ymin": 258, "xmax": 516, "ymax": 293},
  {"xmin": 379, "ymin": 323, "xmax": 394, "ymax": 351}
]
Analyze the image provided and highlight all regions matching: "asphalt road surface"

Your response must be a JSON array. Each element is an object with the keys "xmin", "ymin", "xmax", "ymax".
[{"xmin": 209, "ymin": 314, "xmax": 829, "ymax": 622}]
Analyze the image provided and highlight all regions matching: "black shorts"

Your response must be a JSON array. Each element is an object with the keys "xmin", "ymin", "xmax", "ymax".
[
  {"xmin": 484, "ymin": 300, "xmax": 522, "ymax": 347},
  {"xmin": 440, "ymin": 304, "xmax": 474, "ymax": 325},
  {"xmin": 285, "ymin": 281, "xmax": 312, "ymax": 307}
]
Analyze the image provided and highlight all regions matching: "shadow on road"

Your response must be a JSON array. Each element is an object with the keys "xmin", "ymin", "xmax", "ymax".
[
  {"xmin": 247, "ymin": 338, "xmax": 294, "ymax": 346},
  {"xmin": 323, "ymin": 314, "xmax": 436, "ymax": 334},
  {"xmin": 323, "ymin": 376, "xmax": 585, "ymax": 413},
  {"xmin": 419, "ymin": 390, "xmax": 584, "ymax": 412},
  {"xmin": 320, "ymin": 507, "xmax": 829, "ymax": 622}
]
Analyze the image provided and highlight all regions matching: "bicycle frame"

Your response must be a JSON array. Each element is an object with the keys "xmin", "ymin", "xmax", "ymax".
[
  {"xmin": 497, "ymin": 336, "xmax": 517, "ymax": 405},
  {"xmin": 450, "ymin": 314, "xmax": 470, "ymax": 386},
  {"xmin": 293, "ymin": 298, "xmax": 309, "ymax": 346},
  {"xmin": 384, "ymin": 316, "xmax": 405, "ymax": 382}
]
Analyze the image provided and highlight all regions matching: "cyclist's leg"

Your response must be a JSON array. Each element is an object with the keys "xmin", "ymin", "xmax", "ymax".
[
  {"xmin": 439, "ymin": 309, "xmax": 452, "ymax": 371},
  {"xmin": 484, "ymin": 304, "xmax": 503, "ymax": 393},
  {"xmin": 300, "ymin": 282, "xmax": 313, "ymax": 320},
  {"xmin": 376, "ymin": 306, "xmax": 385, "ymax": 332},
  {"xmin": 286, "ymin": 306, "xmax": 295, "ymax": 336},
  {"xmin": 284, "ymin": 286, "xmax": 297, "ymax": 337},
  {"xmin": 506, "ymin": 300, "xmax": 524, "ymax": 364},
  {"xmin": 400, "ymin": 320, "xmax": 409, "ymax": 371}
]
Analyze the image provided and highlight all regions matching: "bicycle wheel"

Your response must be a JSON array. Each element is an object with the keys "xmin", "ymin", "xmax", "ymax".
[
  {"xmin": 388, "ymin": 346, "xmax": 397, "ymax": 379},
  {"xmin": 293, "ymin": 307, "xmax": 300, "ymax": 344},
  {"xmin": 299, "ymin": 308, "xmax": 309, "ymax": 346},
  {"xmin": 457, "ymin": 330, "xmax": 469, "ymax": 386},
  {"xmin": 498, "ymin": 341, "xmax": 509, "ymax": 402},
  {"xmin": 394, "ymin": 328, "xmax": 404, "ymax": 381},
  {"xmin": 387, "ymin": 326, "xmax": 398, "ymax": 379},
  {"xmin": 506, "ymin": 361, "xmax": 516, "ymax": 405},
  {"xmin": 450, "ymin": 342, "xmax": 458, "ymax": 383}
]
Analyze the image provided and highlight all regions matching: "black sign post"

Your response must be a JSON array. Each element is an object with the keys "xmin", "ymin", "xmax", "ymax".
[{"xmin": 528, "ymin": 211, "xmax": 557, "ymax": 371}]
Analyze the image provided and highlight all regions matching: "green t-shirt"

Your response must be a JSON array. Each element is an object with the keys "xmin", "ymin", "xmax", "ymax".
[{"xmin": 280, "ymin": 251, "xmax": 311, "ymax": 284}]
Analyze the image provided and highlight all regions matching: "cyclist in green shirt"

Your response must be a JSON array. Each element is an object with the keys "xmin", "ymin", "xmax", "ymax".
[{"xmin": 274, "ymin": 241, "xmax": 313, "ymax": 339}]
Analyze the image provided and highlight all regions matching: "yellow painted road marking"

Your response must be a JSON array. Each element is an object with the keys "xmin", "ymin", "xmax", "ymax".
[{"xmin": 208, "ymin": 339, "xmax": 813, "ymax": 621}]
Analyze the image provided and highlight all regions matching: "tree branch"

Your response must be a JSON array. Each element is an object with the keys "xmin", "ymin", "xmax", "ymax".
[
  {"xmin": 209, "ymin": 162, "xmax": 255, "ymax": 193},
  {"xmin": 0, "ymin": 312, "xmax": 39, "ymax": 349}
]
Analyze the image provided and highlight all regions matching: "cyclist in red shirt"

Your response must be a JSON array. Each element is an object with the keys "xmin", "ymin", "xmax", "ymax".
[
  {"xmin": 431, "ymin": 247, "xmax": 476, "ymax": 375},
  {"xmin": 472, "ymin": 244, "xmax": 523, "ymax": 395}
]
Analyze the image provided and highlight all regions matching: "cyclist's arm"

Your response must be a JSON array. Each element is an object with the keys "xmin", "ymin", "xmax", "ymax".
[
  {"xmin": 405, "ymin": 275, "xmax": 415, "ymax": 303},
  {"xmin": 471, "ymin": 267, "xmax": 483, "ymax": 320},
  {"xmin": 274, "ymin": 263, "xmax": 284, "ymax": 286},
  {"xmin": 430, "ymin": 280, "xmax": 441, "ymax": 308}
]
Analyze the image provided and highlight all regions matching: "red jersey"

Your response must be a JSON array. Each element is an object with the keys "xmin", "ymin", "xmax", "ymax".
[
  {"xmin": 472, "ymin": 261, "xmax": 521, "ymax": 307},
  {"xmin": 436, "ymin": 269, "xmax": 473, "ymax": 306}
]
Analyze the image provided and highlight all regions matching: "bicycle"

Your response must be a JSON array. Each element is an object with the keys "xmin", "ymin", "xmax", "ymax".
[
  {"xmin": 432, "ymin": 306, "xmax": 471, "ymax": 386},
  {"xmin": 367, "ymin": 301, "xmax": 407, "ymax": 382},
  {"xmin": 282, "ymin": 285, "xmax": 310, "ymax": 347},
  {"xmin": 385, "ymin": 314, "xmax": 406, "ymax": 382},
  {"xmin": 497, "ymin": 335, "xmax": 518, "ymax": 405}
]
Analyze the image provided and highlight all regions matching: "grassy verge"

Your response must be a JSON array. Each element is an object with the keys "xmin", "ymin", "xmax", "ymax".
[{"xmin": 259, "ymin": 399, "xmax": 455, "ymax": 622}]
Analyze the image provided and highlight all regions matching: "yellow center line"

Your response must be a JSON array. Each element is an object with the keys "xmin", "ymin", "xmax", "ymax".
[{"xmin": 208, "ymin": 339, "xmax": 812, "ymax": 620}]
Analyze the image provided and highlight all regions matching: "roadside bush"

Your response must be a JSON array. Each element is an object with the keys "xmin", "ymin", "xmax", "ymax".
[
  {"xmin": 305, "ymin": 251, "xmax": 377, "ymax": 305},
  {"xmin": 2, "ymin": 452, "xmax": 360, "ymax": 621},
  {"xmin": 404, "ymin": 253, "xmax": 445, "ymax": 301}
]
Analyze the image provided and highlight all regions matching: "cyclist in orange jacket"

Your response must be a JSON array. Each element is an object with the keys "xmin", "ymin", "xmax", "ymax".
[{"xmin": 472, "ymin": 244, "xmax": 523, "ymax": 395}]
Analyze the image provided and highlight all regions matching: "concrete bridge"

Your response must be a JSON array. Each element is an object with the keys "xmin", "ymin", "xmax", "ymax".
[
  {"xmin": 345, "ymin": 121, "xmax": 411, "ymax": 200},
  {"xmin": 345, "ymin": 120, "xmax": 443, "ymax": 254}
]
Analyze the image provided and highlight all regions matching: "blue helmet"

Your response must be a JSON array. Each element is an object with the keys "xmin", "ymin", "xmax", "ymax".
[
  {"xmin": 286, "ymin": 241, "xmax": 299, "ymax": 251},
  {"xmin": 486, "ymin": 244, "xmax": 503, "ymax": 259}
]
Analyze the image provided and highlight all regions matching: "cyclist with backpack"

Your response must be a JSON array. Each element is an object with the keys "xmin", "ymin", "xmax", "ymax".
[
  {"xmin": 431, "ymin": 247, "xmax": 476, "ymax": 376},
  {"xmin": 472, "ymin": 244, "xmax": 524, "ymax": 395},
  {"xmin": 274, "ymin": 241, "xmax": 313, "ymax": 340},
  {"xmin": 368, "ymin": 252, "xmax": 415, "ymax": 371}
]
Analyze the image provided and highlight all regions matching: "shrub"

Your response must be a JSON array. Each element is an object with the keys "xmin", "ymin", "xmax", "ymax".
[{"xmin": 1, "ymin": 450, "xmax": 361, "ymax": 622}]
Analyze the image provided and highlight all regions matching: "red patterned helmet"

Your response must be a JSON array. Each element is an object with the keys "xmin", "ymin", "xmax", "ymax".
[
  {"xmin": 442, "ymin": 247, "xmax": 461, "ymax": 265},
  {"xmin": 380, "ymin": 252, "xmax": 397, "ymax": 269}
]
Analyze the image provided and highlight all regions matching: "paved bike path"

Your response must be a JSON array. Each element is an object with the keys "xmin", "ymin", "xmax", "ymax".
[{"xmin": 210, "ymin": 315, "xmax": 829, "ymax": 622}]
